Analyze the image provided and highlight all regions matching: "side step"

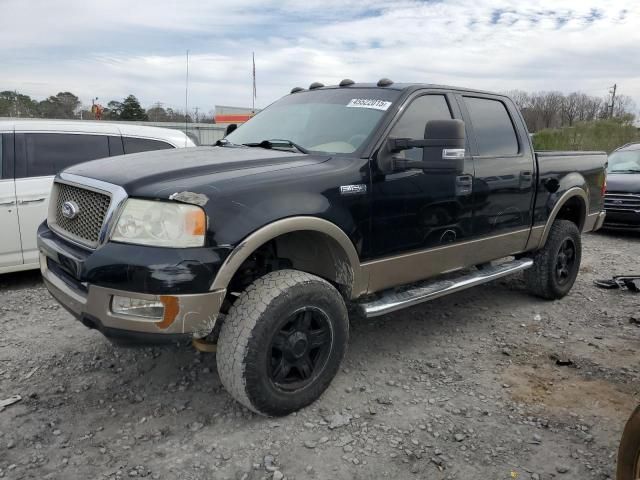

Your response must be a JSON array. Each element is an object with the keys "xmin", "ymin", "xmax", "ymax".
[{"xmin": 359, "ymin": 258, "xmax": 533, "ymax": 318}]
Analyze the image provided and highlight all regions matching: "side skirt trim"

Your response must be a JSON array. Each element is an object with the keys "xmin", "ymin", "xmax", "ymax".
[{"xmin": 360, "ymin": 258, "xmax": 533, "ymax": 317}]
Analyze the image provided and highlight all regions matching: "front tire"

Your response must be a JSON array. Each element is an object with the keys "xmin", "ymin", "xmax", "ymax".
[
  {"xmin": 525, "ymin": 220, "xmax": 582, "ymax": 299},
  {"xmin": 216, "ymin": 269, "xmax": 349, "ymax": 416},
  {"xmin": 617, "ymin": 406, "xmax": 640, "ymax": 480}
]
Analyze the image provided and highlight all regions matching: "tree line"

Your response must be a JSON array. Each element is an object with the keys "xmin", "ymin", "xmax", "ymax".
[
  {"xmin": 504, "ymin": 90, "xmax": 636, "ymax": 132},
  {"xmin": 1, "ymin": 88, "xmax": 636, "ymax": 131},
  {"xmin": 0, "ymin": 90, "xmax": 213, "ymax": 123}
]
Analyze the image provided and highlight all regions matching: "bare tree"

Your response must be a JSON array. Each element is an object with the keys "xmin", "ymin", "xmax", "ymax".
[
  {"xmin": 561, "ymin": 92, "xmax": 580, "ymax": 126},
  {"xmin": 612, "ymin": 94, "xmax": 636, "ymax": 119}
]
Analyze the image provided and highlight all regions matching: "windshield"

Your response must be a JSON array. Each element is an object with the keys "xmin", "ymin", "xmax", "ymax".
[
  {"xmin": 225, "ymin": 88, "xmax": 401, "ymax": 154},
  {"xmin": 607, "ymin": 149, "xmax": 640, "ymax": 173}
]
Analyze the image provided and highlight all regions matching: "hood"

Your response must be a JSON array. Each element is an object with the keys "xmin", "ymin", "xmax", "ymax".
[
  {"xmin": 607, "ymin": 172, "xmax": 640, "ymax": 194},
  {"xmin": 65, "ymin": 146, "xmax": 331, "ymax": 197}
]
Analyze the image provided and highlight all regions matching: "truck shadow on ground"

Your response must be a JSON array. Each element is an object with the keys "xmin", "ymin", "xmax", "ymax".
[{"xmin": 42, "ymin": 275, "xmax": 537, "ymax": 421}]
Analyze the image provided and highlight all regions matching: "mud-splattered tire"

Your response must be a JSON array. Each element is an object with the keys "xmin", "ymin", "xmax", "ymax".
[
  {"xmin": 617, "ymin": 406, "xmax": 640, "ymax": 480},
  {"xmin": 525, "ymin": 220, "xmax": 582, "ymax": 300},
  {"xmin": 216, "ymin": 269, "xmax": 349, "ymax": 416}
]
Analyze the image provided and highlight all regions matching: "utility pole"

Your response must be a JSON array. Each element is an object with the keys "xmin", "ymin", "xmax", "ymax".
[{"xmin": 609, "ymin": 83, "xmax": 617, "ymax": 118}]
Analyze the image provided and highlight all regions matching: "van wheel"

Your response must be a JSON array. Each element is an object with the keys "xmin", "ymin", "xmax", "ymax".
[
  {"xmin": 216, "ymin": 269, "xmax": 349, "ymax": 416},
  {"xmin": 525, "ymin": 220, "xmax": 581, "ymax": 299},
  {"xmin": 617, "ymin": 406, "xmax": 640, "ymax": 480}
]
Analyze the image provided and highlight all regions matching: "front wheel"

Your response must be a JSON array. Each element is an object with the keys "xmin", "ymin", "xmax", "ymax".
[
  {"xmin": 525, "ymin": 220, "xmax": 582, "ymax": 299},
  {"xmin": 617, "ymin": 406, "xmax": 640, "ymax": 480},
  {"xmin": 216, "ymin": 269, "xmax": 349, "ymax": 416}
]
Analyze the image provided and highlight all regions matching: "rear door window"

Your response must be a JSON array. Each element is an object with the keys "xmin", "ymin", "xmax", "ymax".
[
  {"xmin": 123, "ymin": 137, "xmax": 173, "ymax": 154},
  {"xmin": 22, "ymin": 133, "xmax": 109, "ymax": 177},
  {"xmin": 463, "ymin": 97, "xmax": 519, "ymax": 156}
]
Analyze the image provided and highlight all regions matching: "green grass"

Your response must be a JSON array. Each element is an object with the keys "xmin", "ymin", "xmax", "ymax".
[{"xmin": 532, "ymin": 119, "xmax": 640, "ymax": 153}]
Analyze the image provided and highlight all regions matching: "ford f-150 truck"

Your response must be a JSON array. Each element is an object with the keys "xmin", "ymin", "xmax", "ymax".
[{"xmin": 38, "ymin": 80, "xmax": 607, "ymax": 416}]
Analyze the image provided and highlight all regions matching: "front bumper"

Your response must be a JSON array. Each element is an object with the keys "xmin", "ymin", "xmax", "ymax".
[
  {"xmin": 38, "ymin": 223, "xmax": 227, "ymax": 344},
  {"xmin": 41, "ymin": 253, "xmax": 226, "ymax": 342},
  {"xmin": 603, "ymin": 209, "xmax": 640, "ymax": 230}
]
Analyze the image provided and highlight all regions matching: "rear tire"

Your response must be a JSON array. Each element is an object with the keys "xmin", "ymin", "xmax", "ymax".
[
  {"xmin": 617, "ymin": 406, "xmax": 640, "ymax": 480},
  {"xmin": 216, "ymin": 269, "xmax": 349, "ymax": 416},
  {"xmin": 525, "ymin": 220, "xmax": 581, "ymax": 299}
]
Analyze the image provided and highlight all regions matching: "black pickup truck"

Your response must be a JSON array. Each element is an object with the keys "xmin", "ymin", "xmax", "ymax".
[{"xmin": 38, "ymin": 80, "xmax": 607, "ymax": 416}]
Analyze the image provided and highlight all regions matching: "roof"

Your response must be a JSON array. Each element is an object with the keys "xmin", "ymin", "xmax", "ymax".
[
  {"xmin": 290, "ymin": 82, "xmax": 508, "ymax": 98},
  {"xmin": 0, "ymin": 119, "xmax": 194, "ymax": 147},
  {"xmin": 615, "ymin": 142, "xmax": 640, "ymax": 151}
]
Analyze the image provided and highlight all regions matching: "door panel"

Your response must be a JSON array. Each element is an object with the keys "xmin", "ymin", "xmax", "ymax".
[
  {"xmin": 0, "ymin": 179, "xmax": 22, "ymax": 268},
  {"xmin": 371, "ymin": 93, "xmax": 474, "ymax": 257},
  {"xmin": 459, "ymin": 95, "xmax": 535, "ymax": 242},
  {"xmin": 15, "ymin": 176, "xmax": 54, "ymax": 264}
]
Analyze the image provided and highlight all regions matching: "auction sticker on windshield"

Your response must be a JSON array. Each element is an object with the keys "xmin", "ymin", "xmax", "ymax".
[{"xmin": 346, "ymin": 98, "xmax": 393, "ymax": 111}]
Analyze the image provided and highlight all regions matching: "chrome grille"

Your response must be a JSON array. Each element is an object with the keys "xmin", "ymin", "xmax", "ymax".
[
  {"xmin": 604, "ymin": 193, "xmax": 640, "ymax": 212},
  {"xmin": 51, "ymin": 183, "xmax": 111, "ymax": 248}
]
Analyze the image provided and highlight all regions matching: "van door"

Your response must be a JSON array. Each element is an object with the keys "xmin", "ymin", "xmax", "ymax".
[
  {"xmin": 15, "ymin": 132, "xmax": 109, "ymax": 263},
  {"xmin": 0, "ymin": 133, "xmax": 23, "ymax": 269}
]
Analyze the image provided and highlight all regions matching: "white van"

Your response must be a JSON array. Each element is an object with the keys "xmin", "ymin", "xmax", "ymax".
[{"xmin": 0, "ymin": 120, "xmax": 196, "ymax": 274}]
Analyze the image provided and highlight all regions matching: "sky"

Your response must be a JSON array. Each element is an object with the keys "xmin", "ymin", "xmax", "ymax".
[{"xmin": 2, "ymin": 0, "xmax": 639, "ymax": 116}]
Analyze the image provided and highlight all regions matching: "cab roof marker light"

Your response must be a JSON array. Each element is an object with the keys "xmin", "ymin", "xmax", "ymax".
[
  {"xmin": 339, "ymin": 79, "xmax": 355, "ymax": 87},
  {"xmin": 290, "ymin": 87, "xmax": 305, "ymax": 94},
  {"xmin": 377, "ymin": 78, "xmax": 394, "ymax": 87},
  {"xmin": 309, "ymin": 82, "xmax": 325, "ymax": 90}
]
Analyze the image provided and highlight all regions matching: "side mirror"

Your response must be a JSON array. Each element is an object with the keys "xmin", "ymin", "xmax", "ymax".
[
  {"xmin": 422, "ymin": 119, "xmax": 466, "ymax": 170},
  {"xmin": 385, "ymin": 119, "xmax": 466, "ymax": 173},
  {"xmin": 225, "ymin": 123, "xmax": 238, "ymax": 136}
]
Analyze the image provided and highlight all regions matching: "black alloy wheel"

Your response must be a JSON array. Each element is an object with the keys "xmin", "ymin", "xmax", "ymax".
[
  {"xmin": 269, "ymin": 307, "xmax": 332, "ymax": 391},
  {"xmin": 555, "ymin": 237, "xmax": 577, "ymax": 286}
]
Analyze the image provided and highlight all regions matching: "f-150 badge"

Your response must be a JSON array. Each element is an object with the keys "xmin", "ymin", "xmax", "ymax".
[{"xmin": 340, "ymin": 184, "xmax": 367, "ymax": 195}]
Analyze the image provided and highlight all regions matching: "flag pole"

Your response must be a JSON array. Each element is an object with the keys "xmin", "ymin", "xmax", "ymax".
[{"xmin": 252, "ymin": 52, "xmax": 256, "ymax": 113}]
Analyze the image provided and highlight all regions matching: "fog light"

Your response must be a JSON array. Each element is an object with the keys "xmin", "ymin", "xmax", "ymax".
[{"xmin": 111, "ymin": 296, "xmax": 164, "ymax": 320}]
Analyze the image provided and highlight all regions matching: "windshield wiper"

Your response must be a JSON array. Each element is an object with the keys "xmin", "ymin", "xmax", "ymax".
[
  {"xmin": 242, "ymin": 139, "xmax": 309, "ymax": 154},
  {"xmin": 610, "ymin": 169, "xmax": 640, "ymax": 173}
]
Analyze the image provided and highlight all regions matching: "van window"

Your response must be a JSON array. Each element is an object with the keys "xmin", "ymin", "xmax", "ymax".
[
  {"xmin": 463, "ymin": 97, "xmax": 519, "ymax": 156},
  {"xmin": 23, "ymin": 133, "xmax": 110, "ymax": 178},
  {"xmin": 123, "ymin": 137, "xmax": 173, "ymax": 154},
  {"xmin": 108, "ymin": 135, "xmax": 124, "ymax": 156}
]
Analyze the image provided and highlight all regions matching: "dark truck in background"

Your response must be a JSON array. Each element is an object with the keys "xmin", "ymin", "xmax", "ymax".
[
  {"xmin": 603, "ymin": 142, "xmax": 640, "ymax": 230},
  {"xmin": 37, "ymin": 80, "xmax": 607, "ymax": 416}
]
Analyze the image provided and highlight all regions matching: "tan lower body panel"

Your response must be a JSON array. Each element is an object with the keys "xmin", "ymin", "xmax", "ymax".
[{"xmin": 362, "ymin": 228, "xmax": 531, "ymax": 294}]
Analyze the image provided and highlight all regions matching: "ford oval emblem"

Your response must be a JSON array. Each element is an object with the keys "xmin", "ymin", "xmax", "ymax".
[{"xmin": 61, "ymin": 201, "xmax": 80, "ymax": 219}]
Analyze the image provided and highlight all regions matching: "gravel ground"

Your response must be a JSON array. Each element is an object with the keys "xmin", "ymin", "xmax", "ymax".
[{"xmin": 0, "ymin": 230, "xmax": 638, "ymax": 480}]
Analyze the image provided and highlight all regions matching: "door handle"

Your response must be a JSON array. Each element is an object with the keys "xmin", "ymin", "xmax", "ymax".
[
  {"xmin": 18, "ymin": 197, "xmax": 46, "ymax": 205},
  {"xmin": 455, "ymin": 175, "xmax": 473, "ymax": 196},
  {"xmin": 0, "ymin": 201, "xmax": 16, "ymax": 207}
]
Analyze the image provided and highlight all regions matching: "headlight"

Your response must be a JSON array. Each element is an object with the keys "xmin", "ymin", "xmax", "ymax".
[{"xmin": 111, "ymin": 199, "xmax": 206, "ymax": 247}]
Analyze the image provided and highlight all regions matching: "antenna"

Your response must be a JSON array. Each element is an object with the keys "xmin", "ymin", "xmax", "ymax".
[{"xmin": 185, "ymin": 49, "xmax": 189, "ymax": 147}]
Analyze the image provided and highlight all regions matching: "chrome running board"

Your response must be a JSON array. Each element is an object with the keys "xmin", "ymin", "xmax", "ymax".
[{"xmin": 359, "ymin": 258, "xmax": 533, "ymax": 318}]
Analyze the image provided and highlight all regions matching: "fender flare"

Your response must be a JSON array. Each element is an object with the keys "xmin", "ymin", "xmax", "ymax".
[
  {"xmin": 538, "ymin": 187, "xmax": 588, "ymax": 248},
  {"xmin": 210, "ymin": 217, "xmax": 367, "ymax": 299}
]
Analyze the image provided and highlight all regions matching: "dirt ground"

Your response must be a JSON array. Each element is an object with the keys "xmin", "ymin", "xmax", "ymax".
[{"xmin": 1, "ymin": 230, "xmax": 638, "ymax": 480}]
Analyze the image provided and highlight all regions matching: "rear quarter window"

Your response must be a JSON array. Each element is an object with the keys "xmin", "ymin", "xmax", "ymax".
[
  {"xmin": 23, "ymin": 133, "xmax": 110, "ymax": 177},
  {"xmin": 463, "ymin": 97, "xmax": 519, "ymax": 156},
  {"xmin": 123, "ymin": 137, "xmax": 174, "ymax": 154}
]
